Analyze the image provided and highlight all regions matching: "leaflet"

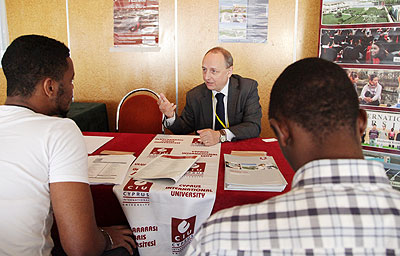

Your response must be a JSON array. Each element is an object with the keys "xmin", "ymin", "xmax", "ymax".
[
  {"xmin": 224, "ymin": 154, "xmax": 287, "ymax": 192},
  {"xmin": 88, "ymin": 154, "xmax": 136, "ymax": 185}
]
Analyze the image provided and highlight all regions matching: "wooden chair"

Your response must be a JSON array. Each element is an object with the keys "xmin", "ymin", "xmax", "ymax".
[{"xmin": 116, "ymin": 88, "xmax": 164, "ymax": 134}]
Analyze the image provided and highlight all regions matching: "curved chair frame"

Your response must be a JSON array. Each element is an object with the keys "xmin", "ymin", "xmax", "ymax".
[{"xmin": 116, "ymin": 88, "xmax": 164, "ymax": 133}]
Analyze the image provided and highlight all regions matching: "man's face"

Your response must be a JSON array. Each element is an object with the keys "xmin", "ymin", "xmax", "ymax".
[
  {"xmin": 53, "ymin": 57, "xmax": 74, "ymax": 117},
  {"xmin": 202, "ymin": 52, "xmax": 232, "ymax": 92},
  {"xmin": 369, "ymin": 77, "xmax": 378, "ymax": 86}
]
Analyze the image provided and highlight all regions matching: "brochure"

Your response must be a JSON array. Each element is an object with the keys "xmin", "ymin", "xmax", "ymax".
[
  {"xmin": 84, "ymin": 135, "xmax": 114, "ymax": 154},
  {"xmin": 88, "ymin": 154, "xmax": 136, "ymax": 185},
  {"xmin": 133, "ymin": 155, "xmax": 200, "ymax": 184},
  {"xmin": 224, "ymin": 154, "xmax": 287, "ymax": 192},
  {"xmin": 230, "ymin": 150, "xmax": 267, "ymax": 157}
]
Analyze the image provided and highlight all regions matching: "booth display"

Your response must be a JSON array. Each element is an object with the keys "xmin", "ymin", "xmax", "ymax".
[{"xmin": 318, "ymin": 0, "xmax": 400, "ymax": 189}]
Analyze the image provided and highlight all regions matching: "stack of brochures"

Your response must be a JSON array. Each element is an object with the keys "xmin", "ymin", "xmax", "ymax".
[{"xmin": 224, "ymin": 153, "xmax": 287, "ymax": 192}]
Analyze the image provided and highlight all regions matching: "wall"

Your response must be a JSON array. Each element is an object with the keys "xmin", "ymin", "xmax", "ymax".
[{"xmin": 0, "ymin": 0, "xmax": 321, "ymax": 137}]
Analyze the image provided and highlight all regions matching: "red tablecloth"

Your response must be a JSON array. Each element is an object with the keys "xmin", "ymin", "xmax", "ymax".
[{"xmin": 84, "ymin": 132, "xmax": 294, "ymax": 225}]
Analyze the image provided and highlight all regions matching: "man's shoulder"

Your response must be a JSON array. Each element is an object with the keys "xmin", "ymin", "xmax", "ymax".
[
  {"xmin": 204, "ymin": 195, "xmax": 285, "ymax": 227},
  {"xmin": 230, "ymin": 74, "xmax": 258, "ymax": 90},
  {"xmin": 231, "ymin": 74, "xmax": 257, "ymax": 83},
  {"xmin": 187, "ymin": 83, "xmax": 209, "ymax": 98},
  {"xmin": 36, "ymin": 114, "xmax": 80, "ymax": 132}
]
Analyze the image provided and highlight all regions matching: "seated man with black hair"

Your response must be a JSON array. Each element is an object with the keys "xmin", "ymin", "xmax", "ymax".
[
  {"xmin": 0, "ymin": 35, "xmax": 137, "ymax": 256},
  {"xmin": 185, "ymin": 58, "xmax": 400, "ymax": 255}
]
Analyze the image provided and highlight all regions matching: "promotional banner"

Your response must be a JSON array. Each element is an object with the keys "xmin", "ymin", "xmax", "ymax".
[{"xmin": 113, "ymin": 135, "xmax": 220, "ymax": 255}]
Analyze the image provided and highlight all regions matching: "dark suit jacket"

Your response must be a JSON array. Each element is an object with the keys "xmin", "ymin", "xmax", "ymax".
[{"xmin": 167, "ymin": 74, "xmax": 262, "ymax": 140}]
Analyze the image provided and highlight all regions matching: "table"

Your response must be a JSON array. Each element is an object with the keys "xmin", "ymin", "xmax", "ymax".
[
  {"xmin": 84, "ymin": 132, "xmax": 294, "ymax": 219},
  {"xmin": 51, "ymin": 132, "xmax": 295, "ymax": 255},
  {"xmin": 66, "ymin": 102, "xmax": 109, "ymax": 132}
]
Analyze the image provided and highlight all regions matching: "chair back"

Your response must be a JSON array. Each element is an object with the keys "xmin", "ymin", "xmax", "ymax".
[{"xmin": 116, "ymin": 88, "xmax": 164, "ymax": 134}]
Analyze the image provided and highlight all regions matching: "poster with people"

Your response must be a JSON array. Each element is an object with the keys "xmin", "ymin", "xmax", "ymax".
[
  {"xmin": 320, "ymin": 27, "xmax": 400, "ymax": 65},
  {"xmin": 321, "ymin": 0, "xmax": 400, "ymax": 25},
  {"xmin": 318, "ymin": 0, "xmax": 400, "ymax": 156},
  {"xmin": 344, "ymin": 67, "xmax": 400, "ymax": 108},
  {"xmin": 362, "ymin": 109, "xmax": 400, "ymax": 153}
]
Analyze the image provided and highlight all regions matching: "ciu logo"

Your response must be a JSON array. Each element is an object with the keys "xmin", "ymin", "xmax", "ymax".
[
  {"xmin": 189, "ymin": 163, "xmax": 206, "ymax": 173},
  {"xmin": 150, "ymin": 147, "xmax": 173, "ymax": 155},
  {"xmin": 171, "ymin": 216, "xmax": 196, "ymax": 242},
  {"xmin": 123, "ymin": 179, "xmax": 153, "ymax": 192},
  {"xmin": 191, "ymin": 138, "xmax": 202, "ymax": 145}
]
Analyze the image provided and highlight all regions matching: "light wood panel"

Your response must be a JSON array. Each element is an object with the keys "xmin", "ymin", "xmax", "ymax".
[
  {"xmin": 0, "ymin": 0, "xmax": 321, "ymax": 135},
  {"xmin": 0, "ymin": 0, "xmax": 68, "ymax": 104},
  {"xmin": 68, "ymin": 0, "xmax": 175, "ymax": 130}
]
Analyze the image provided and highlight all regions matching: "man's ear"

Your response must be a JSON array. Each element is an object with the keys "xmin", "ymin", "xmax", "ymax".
[
  {"xmin": 269, "ymin": 118, "xmax": 290, "ymax": 147},
  {"xmin": 42, "ymin": 78, "xmax": 56, "ymax": 97},
  {"xmin": 227, "ymin": 66, "xmax": 233, "ymax": 78},
  {"xmin": 358, "ymin": 109, "xmax": 367, "ymax": 136}
]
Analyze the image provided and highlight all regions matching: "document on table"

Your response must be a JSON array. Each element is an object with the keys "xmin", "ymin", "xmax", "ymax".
[
  {"xmin": 84, "ymin": 136, "xmax": 114, "ymax": 154},
  {"xmin": 134, "ymin": 154, "xmax": 200, "ymax": 184},
  {"xmin": 88, "ymin": 155, "xmax": 136, "ymax": 185},
  {"xmin": 224, "ymin": 154, "xmax": 287, "ymax": 192}
]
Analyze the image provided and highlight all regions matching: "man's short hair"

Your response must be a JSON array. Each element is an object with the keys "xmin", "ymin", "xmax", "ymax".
[
  {"xmin": 268, "ymin": 57, "xmax": 360, "ymax": 142},
  {"xmin": 205, "ymin": 47, "xmax": 233, "ymax": 68},
  {"xmin": 1, "ymin": 34, "xmax": 70, "ymax": 97}
]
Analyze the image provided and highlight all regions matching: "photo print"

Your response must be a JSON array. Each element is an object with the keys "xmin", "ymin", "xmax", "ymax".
[
  {"xmin": 320, "ymin": 27, "xmax": 400, "ymax": 65},
  {"xmin": 322, "ymin": 0, "xmax": 400, "ymax": 25},
  {"xmin": 344, "ymin": 67, "xmax": 400, "ymax": 108}
]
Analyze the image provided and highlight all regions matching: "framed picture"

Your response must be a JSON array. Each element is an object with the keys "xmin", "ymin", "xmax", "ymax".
[
  {"xmin": 361, "ymin": 107, "xmax": 400, "ymax": 154},
  {"xmin": 344, "ymin": 67, "xmax": 400, "ymax": 108},
  {"xmin": 319, "ymin": 27, "xmax": 400, "ymax": 66},
  {"xmin": 321, "ymin": 0, "xmax": 400, "ymax": 25}
]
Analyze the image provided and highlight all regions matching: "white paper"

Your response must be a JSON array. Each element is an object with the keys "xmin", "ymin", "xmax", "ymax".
[
  {"xmin": 84, "ymin": 136, "xmax": 114, "ymax": 154},
  {"xmin": 134, "ymin": 155, "xmax": 200, "ymax": 184},
  {"xmin": 262, "ymin": 138, "xmax": 277, "ymax": 143},
  {"xmin": 88, "ymin": 154, "xmax": 136, "ymax": 184}
]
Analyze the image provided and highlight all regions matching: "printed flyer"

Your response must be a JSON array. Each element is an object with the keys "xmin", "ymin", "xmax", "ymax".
[{"xmin": 113, "ymin": 0, "xmax": 159, "ymax": 47}]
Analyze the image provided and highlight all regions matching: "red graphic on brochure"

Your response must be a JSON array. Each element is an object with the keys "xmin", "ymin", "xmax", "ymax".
[
  {"xmin": 149, "ymin": 147, "xmax": 173, "ymax": 155},
  {"xmin": 188, "ymin": 163, "xmax": 206, "ymax": 174},
  {"xmin": 191, "ymin": 138, "xmax": 203, "ymax": 146}
]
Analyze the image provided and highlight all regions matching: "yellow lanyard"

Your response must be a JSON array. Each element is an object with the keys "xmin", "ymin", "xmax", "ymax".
[{"xmin": 212, "ymin": 93, "xmax": 229, "ymax": 129}]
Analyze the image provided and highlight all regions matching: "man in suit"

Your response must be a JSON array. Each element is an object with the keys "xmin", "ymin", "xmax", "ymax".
[{"xmin": 158, "ymin": 47, "xmax": 262, "ymax": 146}]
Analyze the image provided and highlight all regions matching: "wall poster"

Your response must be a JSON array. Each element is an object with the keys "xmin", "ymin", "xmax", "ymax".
[
  {"xmin": 113, "ymin": 0, "xmax": 159, "ymax": 47},
  {"xmin": 318, "ymin": 0, "xmax": 400, "ymax": 156},
  {"xmin": 218, "ymin": 0, "xmax": 268, "ymax": 43}
]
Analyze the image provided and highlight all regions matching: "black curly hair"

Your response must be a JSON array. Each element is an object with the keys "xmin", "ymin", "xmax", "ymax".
[
  {"xmin": 1, "ymin": 34, "xmax": 70, "ymax": 97},
  {"xmin": 268, "ymin": 58, "xmax": 360, "ymax": 142}
]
